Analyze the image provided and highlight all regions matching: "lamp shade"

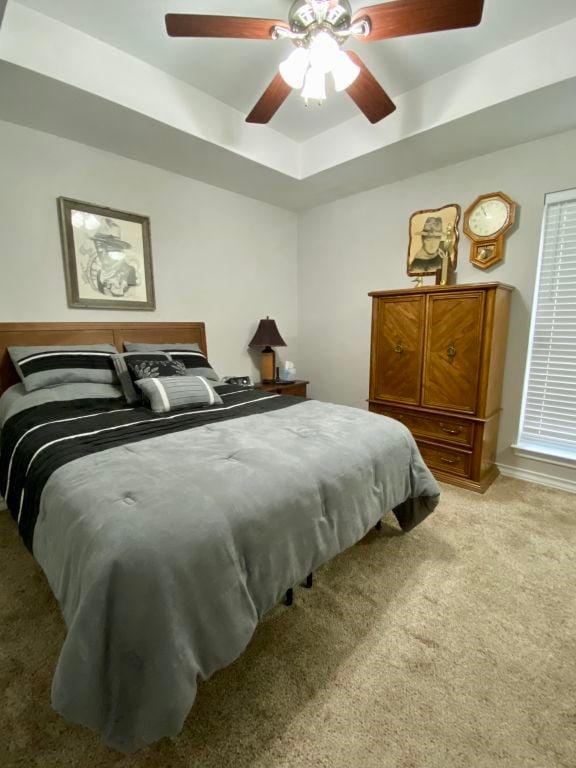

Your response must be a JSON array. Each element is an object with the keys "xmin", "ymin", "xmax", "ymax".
[
  {"xmin": 279, "ymin": 47, "xmax": 309, "ymax": 89},
  {"xmin": 309, "ymin": 31, "xmax": 339, "ymax": 74},
  {"xmin": 301, "ymin": 66, "xmax": 326, "ymax": 101},
  {"xmin": 332, "ymin": 50, "xmax": 360, "ymax": 91},
  {"xmin": 248, "ymin": 317, "xmax": 286, "ymax": 348}
]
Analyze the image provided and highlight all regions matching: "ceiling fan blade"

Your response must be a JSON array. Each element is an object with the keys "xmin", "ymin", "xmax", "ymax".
[
  {"xmin": 246, "ymin": 74, "xmax": 292, "ymax": 124},
  {"xmin": 353, "ymin": 0, "xmax": 484, "ymax": 42},
  {"xmin": 345, "ymin": 52, "xmax": 396, "ymax": 124},
  {"xmin": 165, "ymin": 14, "xmax": 287, "ymax": 40}
]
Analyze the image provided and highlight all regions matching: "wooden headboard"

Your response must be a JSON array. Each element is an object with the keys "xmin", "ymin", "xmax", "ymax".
[{"xmin": 0, "ymin": 322, "xmax": 207, "ymax": 396}]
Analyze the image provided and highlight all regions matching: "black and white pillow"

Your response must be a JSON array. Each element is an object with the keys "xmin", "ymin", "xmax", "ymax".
[
  {"xmin": 136, "ymin": 375, "xmax": 223, "ymax": 413},
  {"xmin": 124, "ymin": 342, "xmax": 219, "ymax": 381},
  {"xmin": 8, "ymin": 345, "xmax": 118, "ymax": 393},
  {"xmin": 126, "ymin": 359, "xmax": 187, "ymax": 381},
  {"xmin": 111, "ymin": 351, "xmax": 174, "ymax": 404}
]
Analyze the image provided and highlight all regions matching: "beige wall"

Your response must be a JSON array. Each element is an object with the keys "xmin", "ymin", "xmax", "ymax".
[
  {"xmin": 0, "ymin": 119, "xmax": 298, "ymax": 382},
  {"xmin": 298, "ymin": 128, "xmax": 576, "ymax": 485}
]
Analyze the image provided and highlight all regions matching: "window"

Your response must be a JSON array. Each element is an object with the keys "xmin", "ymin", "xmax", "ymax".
[{"xmin": 517, "ymin": 188, "xmax": 576, "ymax": 462}]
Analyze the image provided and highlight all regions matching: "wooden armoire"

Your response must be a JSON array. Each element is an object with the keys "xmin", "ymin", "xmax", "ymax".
[{"xmin": 368, "ymin": 283, "xmax": 513, "ymax": 492}]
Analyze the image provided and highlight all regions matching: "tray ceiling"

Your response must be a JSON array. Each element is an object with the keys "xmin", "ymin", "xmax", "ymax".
[
  {"xmin": 14, "ymin": 0, "xmax": 576, "ymax": 141},
  {"xmin": 1, "ymin": 1, "xmax": 576, "ymax": 209}
]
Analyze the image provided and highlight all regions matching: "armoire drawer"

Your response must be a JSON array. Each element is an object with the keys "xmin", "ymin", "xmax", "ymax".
[
  {"xmin": 369, "ymin": 404, "xmax": 474, "ymax": 448},
  {"xmin": 416, "ymin": 441, "xmax": 472, "ymax": 478}
]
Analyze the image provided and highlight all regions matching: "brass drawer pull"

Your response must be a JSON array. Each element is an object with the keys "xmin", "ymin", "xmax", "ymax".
[
  {"xmin": 394, "ymin": 342, "xmax": 404, "ymax": 354},
  {"xmin": 447, "ymin": 344, "xmax": 456, "ymax": 360},
  {"xmin": 440, "ymin": 423, "xmax": 462, "ymax": 435},
  {"xmin": 440, "ymin": 457, "xmax": 457, "ymax": 465}
]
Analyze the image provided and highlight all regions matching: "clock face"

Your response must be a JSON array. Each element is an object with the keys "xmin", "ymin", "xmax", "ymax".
[{"xmin": 468, "ymin": 198, "xmax": 509, "ymax": 237}]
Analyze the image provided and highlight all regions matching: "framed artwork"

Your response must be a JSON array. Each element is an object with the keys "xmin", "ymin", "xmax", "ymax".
[
  {"xmin": 407, "ymin": 204, "xmax": 460, "ymax": 277},
  {"xmin": 58, "ymin": 197, "xmax": 155, "ymax": 310}
]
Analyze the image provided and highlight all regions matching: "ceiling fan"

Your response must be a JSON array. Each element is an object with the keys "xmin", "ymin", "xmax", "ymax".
[{"xmin": 166, "ymin": 0, "xmax": 485, "ymax": 125}]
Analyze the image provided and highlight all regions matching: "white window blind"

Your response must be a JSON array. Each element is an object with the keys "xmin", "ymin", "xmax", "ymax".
[{"xmin": 518, "ymin": 188, "xmax": 576, "ymax": 461}]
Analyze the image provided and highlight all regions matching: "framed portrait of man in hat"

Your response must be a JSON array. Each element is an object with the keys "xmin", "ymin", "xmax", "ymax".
[
  {"xmin": 58, "ymin": 197, "xmax": 155, "ymax": 310},
  {"xmin": 407, "ymin": 204, "xmax": 460, "ymax": 278}
]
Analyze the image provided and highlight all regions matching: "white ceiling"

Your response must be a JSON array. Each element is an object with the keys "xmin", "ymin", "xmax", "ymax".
[
  {"xmin": 1, "ymin": 1, "xmax": 575, "ymax": 209},
  {"xmin": 13, "ymin": 0, "xmax": 576, "ymax": 141}
]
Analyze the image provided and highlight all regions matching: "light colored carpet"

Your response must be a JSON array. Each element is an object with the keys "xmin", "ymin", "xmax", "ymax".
[{"xmin": 0, "ymin": 477, "xmax": 575, "ymax": 768}]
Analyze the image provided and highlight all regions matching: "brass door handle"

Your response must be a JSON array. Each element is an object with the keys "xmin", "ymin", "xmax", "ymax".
[
  {"xmin": 440, "ymin": 423, "xmax": 462, "ymax": 435},
  {"xmin": 394, "ymin": 342, "xmax": 404, "ymax": 354}
]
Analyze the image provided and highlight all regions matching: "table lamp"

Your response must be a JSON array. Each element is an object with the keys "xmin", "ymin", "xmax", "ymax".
[{"xmin": 248, "ymin": 316, "xmax": 286, "ymax": 383}]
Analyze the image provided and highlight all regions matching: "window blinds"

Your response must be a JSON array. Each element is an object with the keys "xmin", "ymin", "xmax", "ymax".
[{"xmin": 518, "ymin": 188, "xmax": 576, "ymax": 460}]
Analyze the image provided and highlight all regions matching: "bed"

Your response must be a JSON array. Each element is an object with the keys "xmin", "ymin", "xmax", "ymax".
[{"xmin": 0, "ymin": 321, "xmax": 440, "ymax": 752}]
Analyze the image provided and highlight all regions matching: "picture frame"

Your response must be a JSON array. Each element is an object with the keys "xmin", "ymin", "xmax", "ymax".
[
  {"xmin": 58, "ymin": 197, "xmax": 156, "ymax": 310},
  {"xmin": 407, "ymin": 204, "xmax": 460, "ymax": 277}
]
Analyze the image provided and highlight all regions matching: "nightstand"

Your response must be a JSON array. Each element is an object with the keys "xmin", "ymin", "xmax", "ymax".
[{"xmin": 255, "ymin": 380, "xmax": 309, "ymax": 397}]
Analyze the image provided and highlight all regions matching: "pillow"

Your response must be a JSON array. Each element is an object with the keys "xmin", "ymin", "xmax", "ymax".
[
  {"xmin": 111, "ymin": 351, "xmax": 173, "ymax": 405},
  {"xmin": 8, "ymin": 344, "xmax": 118, "ymax": 393},
  {"xmin": 0, "ymin": 382, "xmax": 124, "ymax": 436},
  {"xmin": 136, "ymin": 375, "xmax": 223, "ymax": 413},
  {"xmin": 124, "ymin": 342, "xmax": 219, "ymax": 381},
  {"xmin": 126, "ymin": 359, "xmax": 187, "ymax": 380}
]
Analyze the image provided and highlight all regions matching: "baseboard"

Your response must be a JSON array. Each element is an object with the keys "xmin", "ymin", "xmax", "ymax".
[{"xmin": 497, "ymin": 463, "xmax": 576, "ymax": 495}]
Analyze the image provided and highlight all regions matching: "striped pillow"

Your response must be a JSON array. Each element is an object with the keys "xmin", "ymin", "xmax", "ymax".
[
  {"xmin": 124, "ymin": 342, "xmax": 219, "ymax": 381},
  {"xmin": 135, "ymin": 375, "xmax": 223, "ymax": 413},
  {"xmin": 111, "ymin": 351, "xmax": 173, "ymax": 405},
  {"xmin": 8, "ymin": 345, "xmax": 118, "ymax": 393}
]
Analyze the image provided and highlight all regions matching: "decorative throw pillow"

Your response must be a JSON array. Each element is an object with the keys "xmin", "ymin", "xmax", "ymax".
[
  {"xmin": 127, "ymin": 359, "xmax": 187, "ymax": 381},
  {"xmin": 123, "ymin": 342, "xmax": 219, "ymax": 381},
  {"xmin": 111, "ymin": 351, "xmax": 173, "ymax": 405},
  {"xmin": 136, "ymin": 375, "xmax": 223, "ymax": 413},
  {"xmin": 8, "ymin": 345, "xmax": 118, "ymax": 393}
]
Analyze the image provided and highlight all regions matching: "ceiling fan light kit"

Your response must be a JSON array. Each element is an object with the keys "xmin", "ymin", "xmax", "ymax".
[
  {"xmin": 166, "ymin": 0, "xmax": 485, "ymax": 124},
  {"xmin": 278, "ymin": 30, "xmax": 361, "ymax": 102},
  {"xmin": 277, "ymin": 2, "xmax": 364, "ymax": 104}
]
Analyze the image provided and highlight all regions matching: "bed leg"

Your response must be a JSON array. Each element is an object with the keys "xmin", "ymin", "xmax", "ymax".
[
  {"xmin": 304, "ymin": 573, "xmax": 313, "ymax": 589},
  {"xmin": 285, "ymin": 588, "xmax": 294, "ymax": 606},
  {"xmin": 375, "ymin": 520, "xmax": 382, "ymax": 531}
]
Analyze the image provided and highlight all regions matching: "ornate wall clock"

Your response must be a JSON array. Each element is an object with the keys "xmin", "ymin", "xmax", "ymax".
[{"xmin": 464, "ymin": 192, "xmax": 517, "ymax": 269}]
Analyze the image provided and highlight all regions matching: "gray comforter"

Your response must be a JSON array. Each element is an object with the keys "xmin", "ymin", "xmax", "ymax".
[{"xmin": 6, "ymin": 390, "xmax": 440, "ymax": 751}]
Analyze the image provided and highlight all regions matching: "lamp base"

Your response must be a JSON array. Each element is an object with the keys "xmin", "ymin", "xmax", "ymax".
[{"xmin": 260, "ymin": 347, "xmax": 275, "ymax": 383}]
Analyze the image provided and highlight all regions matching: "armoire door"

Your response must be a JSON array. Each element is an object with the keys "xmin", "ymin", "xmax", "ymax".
[
  {"xmin": 370, "ymin": 295, "xmax": 425, "ymax": 405},
  {"xmin": 422, "ymin": 292, "xmax": 485, "ymax": 413}
]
